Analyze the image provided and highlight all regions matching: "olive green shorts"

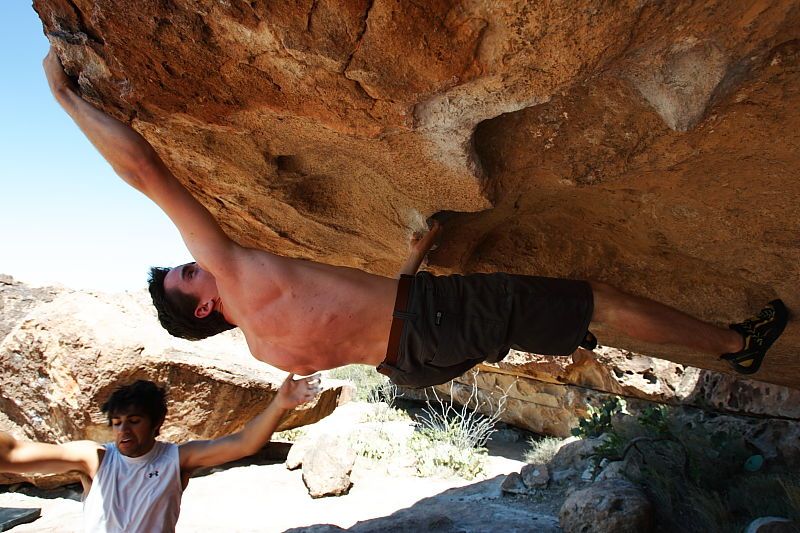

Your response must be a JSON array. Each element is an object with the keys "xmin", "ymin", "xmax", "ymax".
[{"xmin": 382, "ymin": 271, "xmax": 593, "ymax": 388}]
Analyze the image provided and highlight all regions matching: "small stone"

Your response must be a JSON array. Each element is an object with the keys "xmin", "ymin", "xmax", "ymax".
[
  {"xmin": 580, "ymin": 462, "xmax": 596, "ymax": 482},
  {"xmin": 521, "ymin": 463, "xmax": 550, "ymax": 487},
  {"xmin": 596, "ymin": 460, "xmax": 626, "ymax": 481},
  {"xmin": 501, "ymin": 472, "xmax": 529, "ymax": 495},
  {"xmin": 550, "ymin": 469, "xmax": 573, "ymax": 483},
  {"xmin": 302, "ymin": 434, "xmax": 356, "ymax": 498}
]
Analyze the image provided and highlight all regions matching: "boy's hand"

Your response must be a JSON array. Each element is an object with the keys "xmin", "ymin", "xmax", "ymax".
[{"xmin": 275, "ymin": 373, "xmax": 322, "ymax": 410}]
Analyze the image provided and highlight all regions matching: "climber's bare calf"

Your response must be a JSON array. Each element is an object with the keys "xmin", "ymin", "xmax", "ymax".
[{"xmin": 590, "ymin": 282, "xmax": 743, "ymax": 354}]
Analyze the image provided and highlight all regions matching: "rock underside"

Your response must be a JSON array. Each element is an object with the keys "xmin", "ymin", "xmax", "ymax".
[
  {"xmin": 31, "ymin": 0, "xmax": 800, "ymax": 387},
  {"xmin": 403, "ymin": 345, "xmax": 800, "ymax": 444}
]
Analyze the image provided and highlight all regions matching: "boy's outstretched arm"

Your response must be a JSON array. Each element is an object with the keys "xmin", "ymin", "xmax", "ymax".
[
  {"xmin": 397, "ymin": 219, "xmax": 441, "ymax": 277},
  {"xmin": 42, "ymin": 46, "xmax": 237, "ymax": 274},
  {"xmin": 0, "ymin": 431, "xmax": 102, "ymax": 478},
  {"xmin": 178, "ymin": 374, "xmax": 322, "ymax": 472}
]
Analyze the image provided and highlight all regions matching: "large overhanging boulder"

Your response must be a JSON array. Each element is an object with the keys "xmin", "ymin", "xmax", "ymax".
[
  {"xmin": 31, "ymin": 1, "xmax": 799, "ymax": 387},
  {"xmin": 0, "ymin": 278, "xmax": 349, "ymax": 488}
]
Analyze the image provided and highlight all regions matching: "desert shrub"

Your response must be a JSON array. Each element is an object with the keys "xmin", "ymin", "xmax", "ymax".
[
  {"xmin": 732, "ymin": 475, "xmax": 800, "ymax": 529},
  {"xmin": 353, "ymin": 403, "xmax": 488, "ymax": 473},
  {"xmin": 408, "ymin": 429, "xmax": 487, "ymax": 480},
  {"xmin": 405, "ymin": 373, "xmax": 509, "ymax": 478},
  {"xmin": 637, "ymin": 405, "xmax": 670, "ymax": 435},
  {"xmin": 272, "ymin": 427, "xmax": 306, "ymax": 442},
  {"xmin": 591, "ymin": 431, "xmax": 626, "ymax": 465},
  {"xmin": 417, "ymin": 374, "xmax": 508, "ymax": 449},
  {"xmin": 361, "ymin": 403, "xmax": 412, "ymax": 423},
  {"xmin": 327, "ymin": 365, "xmax": 389, "ymax": 402},
  {"xmin": 366, "ymin": 376, "xmax": 398, "ymax": 404},
  {"xmin": 525, "ymin": 436, "xmax": 566, "ymax": 465},
  {"xmin": 360, "ymin": 378, "xmax": 413, "ymax": 423},
  {"xmin": 636, "ymin": 464, "xmax": 800, "ymax": 532},
  {"xmin": 571, "ymin": 396, "xmax": 626, "ymax": 439},
  {"xmin": 352, "ymin": 430, "xmax": 403, "ymax": 462}
]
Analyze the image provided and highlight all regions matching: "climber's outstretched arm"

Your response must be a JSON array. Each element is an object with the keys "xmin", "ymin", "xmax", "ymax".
[{"xmin": 43, "ymin": 46, "xmax": 239, "ymax": 274}]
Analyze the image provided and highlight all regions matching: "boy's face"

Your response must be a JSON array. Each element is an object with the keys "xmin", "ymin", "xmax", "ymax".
[{"xmin": 109, "ymin": 407, "xmax": 159, "ymax": 458}]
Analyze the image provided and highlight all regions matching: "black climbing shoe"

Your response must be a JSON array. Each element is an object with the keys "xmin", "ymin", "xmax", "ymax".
[
  {"xmin": 579, "ymin": 331, "xmax": 598, "ymax": 351},
  {"xmin": 720, "ymin": 299, "xmax": 788, "ymax": 375}
]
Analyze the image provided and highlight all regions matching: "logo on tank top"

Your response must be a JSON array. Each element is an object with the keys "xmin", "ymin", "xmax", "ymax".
[{"xmin": 147, "ymin": 470, "xmax": 159, "ymax": 478}]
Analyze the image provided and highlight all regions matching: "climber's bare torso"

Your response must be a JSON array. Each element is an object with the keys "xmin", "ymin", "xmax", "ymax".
[{"xmin": 199, "ymin": 249, "xmax": 397, "ymax": 374}]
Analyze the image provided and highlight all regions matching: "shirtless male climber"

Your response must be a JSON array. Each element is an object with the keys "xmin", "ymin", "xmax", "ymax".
[
  {"xmin": 0, "ymin": 374, "xmax": 320, "ymax": 532},
  {"xmin": 43, "ymin": 47, "xmax": 788, "ymax": 388}
]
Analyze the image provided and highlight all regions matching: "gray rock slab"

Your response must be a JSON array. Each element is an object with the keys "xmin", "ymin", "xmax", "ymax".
[
  {"xmin": 560, "ymin": 478, "xmax": 653, "ymax": 533},
  {"xmin": 0, "ymin": 508, "xmax": 41, "ymax": 532}
]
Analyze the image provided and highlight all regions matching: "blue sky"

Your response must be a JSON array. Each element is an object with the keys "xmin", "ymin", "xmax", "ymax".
[{"xmin": 0, "ymin": 3, "xmax": 189, "ymax": 291}]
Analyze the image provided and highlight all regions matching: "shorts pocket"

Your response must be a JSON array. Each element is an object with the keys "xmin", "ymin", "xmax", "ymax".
[{"xmin": 430, "ymin": 309, "xmax": 506, "ymax": 367}]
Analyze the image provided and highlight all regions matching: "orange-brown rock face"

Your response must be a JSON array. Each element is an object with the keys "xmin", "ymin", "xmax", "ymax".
[{"xmin": 33, "ymin": 1, "xmax": 799, "ymax": 387}]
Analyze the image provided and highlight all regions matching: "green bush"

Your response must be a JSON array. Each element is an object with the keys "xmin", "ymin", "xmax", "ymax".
[
  {"xmin": 409, "ymin": 429, "xmax": 487, "ymax": 480},
  {"xmin": 637, "ymin": 405, "xmax": 670, "ymax": 436},
  {"xmin": 326, "ymin": 365, "xmax": 390, "ymax": 402},
  {"xmin": 571, "ymin": 396, "xmax": 625, "ymax": 438},
  {"xmin": 272, "ymin": 427, "xmax": 306, "ymax": 442},
  {"xmin": 361, "ymin": 403, "xmax": 412, "ymax": 424},
  {"xmin": 352, "ymin": 430, "xmax": 403, "ymax": 462}
]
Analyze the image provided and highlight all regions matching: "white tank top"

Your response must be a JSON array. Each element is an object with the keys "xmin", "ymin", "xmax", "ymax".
[{"xmin": 83, "ymin": 441, "xmax": 183, "ymax": 533}]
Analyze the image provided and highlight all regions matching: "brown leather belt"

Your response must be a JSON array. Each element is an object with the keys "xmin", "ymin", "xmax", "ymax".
[{"xmin": 377, "ymin": 274, "xmax": 413, "ymax": 376}]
